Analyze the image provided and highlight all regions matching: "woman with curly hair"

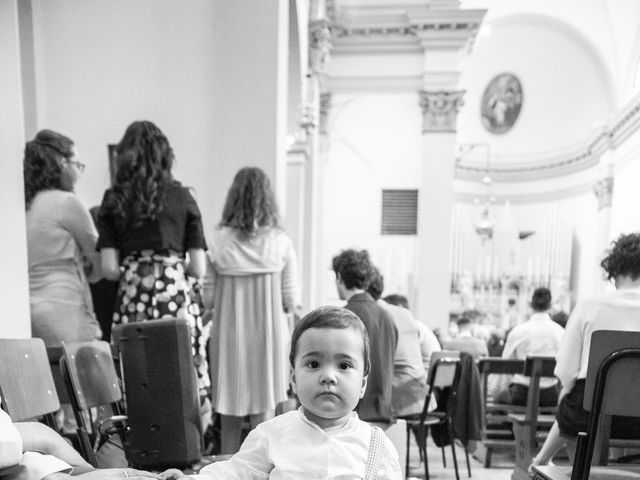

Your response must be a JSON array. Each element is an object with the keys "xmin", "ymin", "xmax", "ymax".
[
  {"xmin": 96, "ymin": 120, "xmax": 209, "ymax": 395},
  {"xmin": 207, "ymin": 167, "xmax": 299, "ymax": 453},
  {"xmin": 24, "ymin": 129, "xmax": 101, "ymax": 346},
  {"xmin": 531, "ymin": 232, "xmax": 640, "ymax": 469}
]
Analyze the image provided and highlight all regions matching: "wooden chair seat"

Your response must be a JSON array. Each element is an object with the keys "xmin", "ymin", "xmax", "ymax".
[
  {"xmin": 533, "ymin": 465, "xmax": 640, "ymax": 480},
  {"xmin": 508, "ymin": 413, "xmax": 557, "ymax": 425},
  {"xmin": 0, "ymin": 338, "xmax": 60, "ymax": 426}
]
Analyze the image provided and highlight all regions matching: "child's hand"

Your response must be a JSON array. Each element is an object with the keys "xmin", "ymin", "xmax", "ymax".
[{"xmin": 157, "ymin": 469, "xmax": 184, "ymax": 480}]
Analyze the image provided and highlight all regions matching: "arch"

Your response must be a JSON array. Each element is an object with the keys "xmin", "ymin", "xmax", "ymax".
[{"xmin": 484, "ymin": 12, "xmax": 617, "ymax": 113}]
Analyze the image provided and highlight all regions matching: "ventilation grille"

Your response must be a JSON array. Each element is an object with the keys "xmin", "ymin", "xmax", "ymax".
[{"xmin": 381, "ymin": 189, "xmax": 418, "ymax": 235}]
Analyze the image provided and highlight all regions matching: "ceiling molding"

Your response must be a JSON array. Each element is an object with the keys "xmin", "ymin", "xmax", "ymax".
[
  {"xmin": 454, "ymin": 179, "xmax": 596, "ymax": 205},
  {"xmin": 330, "ymin": 5, "xmax": 485, "ymax": 54},
  {"xmin": 327, "ymin": 74, "xmax": 422, "ymax": 93},
  {"xmin": 455, "ymin": 94, "xmax": 640, "ymax": 182}
]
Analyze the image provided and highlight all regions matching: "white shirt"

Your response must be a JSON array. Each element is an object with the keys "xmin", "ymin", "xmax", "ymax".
[
  {"xmin": 501, "ymin": 312, "xmax": 564, "ymax": 389},
  {"xmin": 196, "ymin": 409, "xmax": 402, "ymax": 480},
  {"xmin": 378, "ymin": 300, "xmax": 425, "ymax": 380},
  {"xmin": 0, "ymin": 409, "xmax": 73, "ymax": 480},
  {"xmin": 415, "ymin": 321, "xmax": 441, "ymax": 376},
  {"xmin": 555, "ymin": 286, "xmax": 640, "ymax": 397}
]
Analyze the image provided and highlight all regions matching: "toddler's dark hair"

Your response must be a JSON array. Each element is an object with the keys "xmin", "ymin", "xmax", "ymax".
[{"xmin": 289, "ymin": 306, "xmax": 370, "ymax": 376}]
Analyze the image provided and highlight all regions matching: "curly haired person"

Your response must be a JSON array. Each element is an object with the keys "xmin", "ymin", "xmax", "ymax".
[{"xmin": 532, "ymin": 232, "xmax": 640, "ymax": 468}]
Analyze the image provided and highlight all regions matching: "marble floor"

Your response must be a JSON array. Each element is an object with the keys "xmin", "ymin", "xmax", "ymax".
[{"xmin": 405, "ymin": 440, "xmax": 515, "ymax": 480}]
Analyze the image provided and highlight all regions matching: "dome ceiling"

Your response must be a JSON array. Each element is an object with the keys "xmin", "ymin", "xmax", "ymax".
[{"xmin": 326, "ymin": 0, "xmax": 640, "ymax": 184}]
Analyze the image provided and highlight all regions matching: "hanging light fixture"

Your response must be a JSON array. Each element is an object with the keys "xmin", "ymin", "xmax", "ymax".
[{"xmin": 457, "ymin": 143, "xmax": 495, "ymax": 241}]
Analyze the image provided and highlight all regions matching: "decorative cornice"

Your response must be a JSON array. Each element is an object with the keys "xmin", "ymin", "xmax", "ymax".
[
  {"xmin": 419, "ymin": 90, "xmax": 465, "ymax": 133},
  {"xmin": 455, "ymin": 94, "xmax": 640, "ymax": 182},
  {"xmin": 319, "ymin": 92, "xmax": 332, "ymax": 136},
  {"xmin": 593, "ymin": 176, "xmax": 614, "ymax": 210},
  {"xmin": 331, "ymin": 7, "xmax": 486, "ymax": 54}
]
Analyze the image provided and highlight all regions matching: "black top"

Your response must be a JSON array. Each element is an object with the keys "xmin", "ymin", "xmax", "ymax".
[{"xmin": 96, "ymin": 182, "xmax": 207, "ymax": 255}]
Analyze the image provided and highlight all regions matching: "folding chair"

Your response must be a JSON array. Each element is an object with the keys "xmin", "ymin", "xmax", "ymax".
[
  {"xmin": 0, "ymin": 338, "xmax": 60, "ymax": 427},
  {"xmin": 59, "ymin": 341, "xmax": 127, "ymax": 467},
  {"xmin": 403, "ymin": 355, "xmax": 462, "ymax": 480},
  {"xmin": 532, "ymin": 330, "xmax": 640, "ymax": 480}
]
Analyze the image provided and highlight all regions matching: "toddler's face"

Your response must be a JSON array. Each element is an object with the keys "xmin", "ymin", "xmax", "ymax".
[{"xmin": 291, "ymin": 327, "xmax": 367, "ymax": 429}]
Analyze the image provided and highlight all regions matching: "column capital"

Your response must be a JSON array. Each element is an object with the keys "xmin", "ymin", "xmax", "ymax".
[
  {"xmin": 319, "ymin": 92, "xmax": 332, "ymax": 135},
  {"xmin": 419, "ymin": 90, "xmax": 465, "ymax": 133},
  {"xmin": 593, "ymin": 176, "xmax": 614, "ymax": 210},
  {"xmin": 309, "ymin": 19, "xmax": 333, "ymax": 75}
]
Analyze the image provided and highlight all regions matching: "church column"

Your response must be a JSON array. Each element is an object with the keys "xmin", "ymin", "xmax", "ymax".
[
  {"xmin": 593, "ymin": 172, "xmax": 614, "ymax": 293},
  {"xmin": 0, "ymin": 0, "xmax": 30, "ymax": 337},
  {"xmin": 409, "ymin": 4, "xmax": 485, "ymax": 332},
  {"xmin": 208, "ymin": 1, "xmax": 290, "ymax": 221},
  {"xmin": 297, "ymin": 4, "xmax": 333, "ymax": 309},
  {"xmin": 416, "ymin": 90, "xmax": 464, "ymax": 332}
]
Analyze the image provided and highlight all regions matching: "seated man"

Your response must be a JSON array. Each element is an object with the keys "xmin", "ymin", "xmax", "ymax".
[
  {"xmin": 496, "ymin": 287, "xmax": 564, "ymax": 406},
  {"xmin": 383, "ymin": 294, "xmax": 441, "ymax": 378},
  {"xmin": 443, "ymin": 316, "xmax": 488, "ymax": 359},
  {"xmin": 0, "ymin": 408, "xmax": 156, "ymax": 480},
  {"xmin": 332, "ymin": 249, "xmax": 398, "ymax": 425},
  {"xmin": 367, "ymin": 269, "xmax": 427, "ymax": 417}
]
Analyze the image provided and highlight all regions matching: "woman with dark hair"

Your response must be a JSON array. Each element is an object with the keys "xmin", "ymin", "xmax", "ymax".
[
  {"xmin": 207, "ymin": 167, "xmax": 299, "ymax": 453},
  {"xmin": 97, "ymin": 120, "xmax": 209, "ymax": 394},
  {"xmin": 532, "ymin": 233, "xmax": 640, "ymax": 468},
  {"xmin": 24, "ymin": 129, "xmax": 101, "ymax": 345}
]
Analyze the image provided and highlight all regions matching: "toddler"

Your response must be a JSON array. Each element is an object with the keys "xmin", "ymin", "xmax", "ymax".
[{"xmin": 178, "ymin": 305, "xmax": 402, "ymax": 479}]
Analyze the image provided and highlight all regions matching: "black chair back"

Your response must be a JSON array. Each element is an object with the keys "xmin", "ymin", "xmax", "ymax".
[{"xmin": 572, "ymin": 330, "xmax": 640, "ymax": 480}]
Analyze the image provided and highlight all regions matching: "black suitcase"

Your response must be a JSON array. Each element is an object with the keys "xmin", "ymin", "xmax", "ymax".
[{"xmin": 114, "ymin": 318, "xmax": 203, "ymax": 469}]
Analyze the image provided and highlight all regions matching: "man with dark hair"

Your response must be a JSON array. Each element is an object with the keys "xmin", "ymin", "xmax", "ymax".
[
  {"xmin": 496, "ymin": 287, "xmax": 564, "ymax": 406},
  {"xmin": 331, "ymin": 249, "xmax": 398, "ymax": 425}
]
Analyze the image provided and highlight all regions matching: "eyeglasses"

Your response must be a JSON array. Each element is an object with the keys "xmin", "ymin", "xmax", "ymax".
[{"xmin": 64, "ymin": 159, "xmax": 86, "ymax": 172}]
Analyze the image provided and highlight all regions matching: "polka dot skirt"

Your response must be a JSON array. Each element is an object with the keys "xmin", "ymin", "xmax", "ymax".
[{"xmin": 114, "ymin": 249, "xmax": 210, "ymax": 394}]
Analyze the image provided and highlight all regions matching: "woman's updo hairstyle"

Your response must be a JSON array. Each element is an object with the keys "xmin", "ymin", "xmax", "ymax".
[{"xmin": 23, "ymin": 129, "xmax": 75, "ymax": 209}]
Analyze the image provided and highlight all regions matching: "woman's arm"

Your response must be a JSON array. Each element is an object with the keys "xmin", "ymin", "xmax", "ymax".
[
  {"xmin": 280, "ymin": 241, "xmax": 300, "ymax": 312},
  {"xmin": 61, "ymin": 195, "xmax": 102, "ymax": 282},
  {"xmin": 100, "ymin": 248, "xmax": 121, "ymax": 281},
  {"xmin": 186, "ymin": 248, "xmax": 206, "ymax": 279},
  {"xmin": 554, "ymin": 301, "xmax": 585, "ymax": 397}
]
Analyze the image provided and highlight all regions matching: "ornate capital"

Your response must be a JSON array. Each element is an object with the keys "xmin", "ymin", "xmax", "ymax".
[
  {"xmin": 593, "ymin": 176, "xmax": 614, "ymax": 210},
  {"xmin": 419, "ymin": 90, "xmax": 465, "ymax": 133},
  {"xmin": 309, "ymin": 19, "xmax": 333, "ymax": 75},
  {"xmin": 319, "ymin": 92, "xmax": 332, "ymax": 136}
]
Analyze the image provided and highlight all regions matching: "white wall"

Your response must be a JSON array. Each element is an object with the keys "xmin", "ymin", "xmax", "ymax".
[
  {"xmin": 319, "ymin": 93, "xmax": 423, "ymax": 306},
  {"xmin": 0, "ymin": 0, "xmax": 30, "ymax": 338},
  {"xmin": 32, "ymin": 0, "xmax": 221, "ymax": 231},
  {"xmin": 611, "ymin": 127, "xmax": 640, "ymax": 238}
]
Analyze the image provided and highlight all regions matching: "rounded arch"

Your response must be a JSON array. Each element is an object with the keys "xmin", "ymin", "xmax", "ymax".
[{"xmin": 484, "ymin": 12, "xmax": 617, "ymax": 113}]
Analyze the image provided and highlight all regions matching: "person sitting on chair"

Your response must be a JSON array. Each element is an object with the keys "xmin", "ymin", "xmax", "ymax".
[
  {"xmin": 0, "ymin": 408, "xmax": 156, "ymax": 480},
  {"xmin": 495, "ymin": 287, "xmax": 564, "ymax": 406},
  {"xmin": 532, "ymin": 232, "xmax": 640, "ymax": 468},
  {"xmin": 443, "ymin": 316, "xmax": 488, "ymax": 359}
]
